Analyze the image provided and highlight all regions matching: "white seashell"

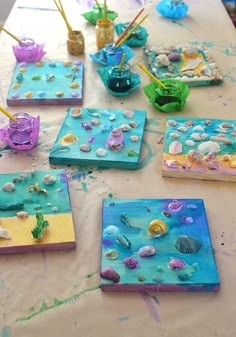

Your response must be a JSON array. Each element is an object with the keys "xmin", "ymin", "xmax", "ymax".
[
  {"xmin": 193, "ymin": 125, "xmax": 205, "ymax": 132},
  {"xmin": 70, "ymin": 108, "xmax": 82, "ymax": 118},
  {"xmin": 220, "ymin": 123, "xmax": 233, "ymax": 129},
  {"xmin": 155, "ymin": 54, "xmax": 170, "ymax": 67},
  {"xmin": 51, "ymin": 207, "xmax": 58, "ymax": 212},
  {"xmin": 187, "ymin": 150, "xmax": 204, "ymax": 162},
  {"xmin": 123, "ymin": 110, "xmax": 135, "ymax": 119},
  {"xmin": 177, "ymin": 126, "xmax": 188, "ymax": 133},
  {"xmin": 210, "ymin": 136, "xmax": 233, "ymax": 145},
  {"xmin": 167, "ymin": 119, "xmax": 177, "ymax": 127},
  {"xmin": 79, "ymin": 144, "xmax": 91, "ymax": 152},
  {"xmin": 47, "ymin": 203, "xmax": 52, "ymax": 206},
  {"xmin": 96, "ymin": 148, "xmax": 107, "ymax": 157},
  {"xmin": 182, "ymin": 45, "xmax": 198, "ymax": 56},
  {"xmin": 57, "ymin": 188, "xmax": 62, "ymax": 192},
  {"xmin": 165, "ymin": 159, "xmax": 180, "ymax": 168},
  {"xmin": 16, "ymin": 211, "xmax": 29, "ymax": 218},
  {"xmin": 198, "ymin": 141, "xmax": 221, "ymax": 154},
  {"xmin": 201, "ymin": 66, "xmax": 211, "ymax": 77},
  {"xmin": 2, "ymin": 182, "xmax": 15, "ymax": 192},
  {"xmin": 130, "ymin": 135, "xmax": 140, "ymax": 142},
  {"xmin": 169, "ymin": 141, "xmax": 182, "ymax": 155},
  {"xmin": 154, "ymin": 48, "xmax": 171, "ymax": 55},
  {"xmin": 108, "ymin": 113, "xmax": 116, "ymax": 121},
  {"xmin": 191, "ymin": 133, "xmax": 208, "ymax": 141},
  {"xmin": 0, "ymin": 226, "xmax": 11, "ymax": 239},
  {"xmin": 163, "ymin": 72, "xmax": 174, "ymax": 77},
  {"xmin": 42, "ymin": 174, "xmax": 57, "ymax": 185},
  {"xmin": 185, "ymin": 140, "xmax": 195, "ymax": 146},
  {"xmin": 170, "ymin": 132, "xmax": 179, "ymax": 139},
  {"xmin": 119, "ymin": 124, "xmax": 131, "ymax": 132}
]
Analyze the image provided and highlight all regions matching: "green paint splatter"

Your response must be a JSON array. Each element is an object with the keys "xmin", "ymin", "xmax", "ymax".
[
  {"xmin": 86, "ymin": 271, "xmax": 98, "ymax": 278},
  {"xmin": 0, "ymin": 327, "xmax": 11, "ymax": 337},
  {"xmin": 81, "ymin": 182, "xmax": 88, "ymax": 192},
  {"xmin": 108, "ymin": 193, "xmax": 113, "ymax": 199},
  {"xmin": 138, "ymin": 139, "xmax": 157, "ymax": 170},
  {"xmin": 15, "ymin": 285, "xmax": 99, "ymax": 322},
  {"xmin": 172, "ymin": 20, "xmax": 194, "ymax": 34}
]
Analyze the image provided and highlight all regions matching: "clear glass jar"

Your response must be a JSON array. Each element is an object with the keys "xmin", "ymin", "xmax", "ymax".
[
  {"xmin": 107, "ymin": 64, "xmax": 131, "ymax": 92},
  {"xmin": 8, "ymin": 112, "xmax": 34, "ymax": 145},
  {"xmin": 96, "ymin": 19, "xmax": 114, "ymax": 49},
  {"xmin": 13, "ymin": 38, "xmax": 46, "ymax": 62},
  {"xmin": 67, "ymin": 30, "xmax": 85, "ymax": 56}
]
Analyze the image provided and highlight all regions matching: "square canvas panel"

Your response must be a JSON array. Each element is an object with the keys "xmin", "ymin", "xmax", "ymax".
[
  {"xmin": 100, "ymin": 198, "xmax": 220, "ymax": 292},
  {"xmin": 7, "ymin": 60, "xmax": 84, "ymax": 106},
  {"xmin": 162, "ymin": 116, "xmax": 236, "ymax": 181},
  {"xmin": 143, "ymin": 44, "xmax": 223, "ymax": 86},
  {"xmin": 0, "ymin": 169, "xmax": 76, "ymax": 254},
  {"xmin": 49, "ymin": 107, "xmax": 146, "ymax": 169}
]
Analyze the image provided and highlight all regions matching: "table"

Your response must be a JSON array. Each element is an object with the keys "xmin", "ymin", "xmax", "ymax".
[{"xmin": 0, "ymin": 0, "xmax": 236, "ymax": 336}]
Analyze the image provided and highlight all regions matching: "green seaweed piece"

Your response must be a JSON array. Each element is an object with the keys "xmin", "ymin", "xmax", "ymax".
[
  {"xmin": 31, "ymin": 211, "xmax": 49, "ymax": 239},
  {"xmin": 0, "ymin": 202, "xmax": 24, "ymax": 210}
]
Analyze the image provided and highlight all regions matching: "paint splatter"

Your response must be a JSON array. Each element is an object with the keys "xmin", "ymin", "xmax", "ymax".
[
  {"xmin": 142, "ymin": 292, "xmax": 160, "ymax": 322},
  {"xmin": 0, "ymin": 326, "xmax": 11, "ymax": 337}
]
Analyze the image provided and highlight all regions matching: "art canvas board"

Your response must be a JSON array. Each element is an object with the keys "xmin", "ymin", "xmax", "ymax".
[
  {"xmin": 0, "ymin": 169, "xmax": 76, "ymax": 254},
  {"xmin": 100, "ymin": 198, "xmax": 220, "ymax": 292}
]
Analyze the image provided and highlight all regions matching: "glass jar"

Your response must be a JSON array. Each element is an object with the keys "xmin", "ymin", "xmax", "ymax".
[
  {"xmin": 155, "ymin": 82, "xmax": 182, "ymax": 106},
  {"xmin": 103, "ymin": 43, "xmax": 123, "ymax": 65},
  {"xmin": 67, "ymin": 30, "xmax": 85, "ymax": 56},
  {"xmin": 8, "ymin": 112, "xmax": 34, "ymax": 145},
  {"xmin": 96, "ymin": 19, "xmax": 114, "ymax": 49},
  {"xmin": 107, "ymin": 64, "xmax": 131, "ymax": 92},
  {"xmin": 13, "ymin": 38, "xmax": 46, "ymax": 62}
]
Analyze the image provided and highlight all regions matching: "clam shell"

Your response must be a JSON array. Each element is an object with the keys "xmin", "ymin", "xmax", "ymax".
[
  {"xmin": 197, "ymin": 141, "xmax": 221, "ymax": 154},
  {"xmin": 177, "ymin": 126, "xmax": 187, "ymax": 133},
  {"xmin": 123, "ymin": 109, "xmax": 135, "ymax": 119},
  {"xmin": 130, "ymin": 135, "xmax": 139, "ymax": 142},
  {"xmin": 96, "ymin": 148, "xmax": 107, "ymax": 157},
  {"xmin": 119, "ymin": 124, "xmax": 131, "ymax": 132},
  {"xmin": 104, "ymin": 249, "xmax": 119, "ymax": 260},
  {"xmin": 138, "ymin": 245, "xmax": 156, "ymax": 257},
  {"xmin": 175, "ymin": 235, "xmax": 201, "ymax": 254},
  {"xmin": 60, "ymin": 133, "xmax": 78, "ymax": 145},
  {"xmin": 16, "ymin": 211, "xmax": 29, "ymax": 218},
  {"xmin": 2, "ymin": 182, "xmax": 15, "ymax": 192},
  {"xmin": 185, "ymin": 140, "xmax": 195, "ymax": 146},
  {"xmin": 70, "ymin": 108, "xmax": 82, "ymax": 118},
  {"xmin": 79, "ymin": 144, "xmax": 91, "ymax": 152},
  {"xmin": 167, "ymin": 119, "xmax": 177, "ymax": 127},
  {"xmin": 169, "ymin": 141, "xmax": 182, "ymax": 155}
]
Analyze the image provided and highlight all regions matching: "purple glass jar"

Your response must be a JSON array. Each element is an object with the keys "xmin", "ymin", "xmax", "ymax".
[{"xmin": 13, "ymin": 38, "xmax": 46, "ymax": 62}]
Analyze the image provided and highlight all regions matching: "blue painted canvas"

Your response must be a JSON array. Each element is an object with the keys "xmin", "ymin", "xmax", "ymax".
[
  {"xmin": 100, "ymin": 198, "xmax": 220, "ymax": 291},
  {"xmin": 49, "ymin": 107, "xmax": 146, "ymax": 169}
]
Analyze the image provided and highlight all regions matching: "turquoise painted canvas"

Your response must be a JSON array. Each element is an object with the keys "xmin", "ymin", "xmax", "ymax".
[
  {"xmin": 7, "ymin": 60, "xmax": 84, "ymax": 106},
  {"xmin": 100, "ymin": 198, "xmax": 220, "ymax": 292},
  {"xmin": 49, "ymin": 107, "xmax": 146, "ymax": 169}
]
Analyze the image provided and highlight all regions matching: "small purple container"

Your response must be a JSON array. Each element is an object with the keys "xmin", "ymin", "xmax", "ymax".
[{"xmin": 13, "ymin": 38, "xmax": 46, "ymax": 62}]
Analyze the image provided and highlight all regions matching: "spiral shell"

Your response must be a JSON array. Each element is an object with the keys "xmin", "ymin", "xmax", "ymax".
[{"xmin": 147, "ymin": 219, "xmax": 167, "ymax": 238}]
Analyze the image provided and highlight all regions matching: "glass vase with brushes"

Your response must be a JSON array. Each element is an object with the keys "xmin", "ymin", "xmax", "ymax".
[{"xmin": 107, "ymin": 63, "xmax": 131, "ymax": 93}]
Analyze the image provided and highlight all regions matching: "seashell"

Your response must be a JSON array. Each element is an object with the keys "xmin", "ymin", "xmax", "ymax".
[
  {"xmin": 147, "ymin": 219, "xmax": 167, "ymax": 238},
  {"xmin": 55, "ymin": 91, "xmax": 64, "ymax": 97},
  {"xmin": 182, "ymin": 45, "xmax": 198, "ymax": 57},
  {"xmin": 19, "ymin": 67, "xmax": 27, "ymax": 73},
  {"xmin": 200, "ymin": 66, "xmax": 211, "ymax": 76},
  {"xmin": 221, "ymin": 154, "xmax": 231, "ymax": 161},
  {"xmin": 123, "ymin": 109, "xmax": 135, "ymax": 119},
  {"xmin": 104, "ymin": 249, "xmax": 119, "ymax": 260},
  {"xmin": 168, "ymin": 199, "xmax": 182, "ymax": 212},
  {"xmin": 185, "ymin": 140, "xmax": 195, "ymax": 146},
  {"xmin": 163, "ymin": 72, "xmax": 174, "ymax": 77},
  {"xmin": 79, "ymin": 144, "xmax": 91, "ymax": 152},
  {"xmin": 207, "ymin": 161, "xmax": 219, "ymax": 170},
  {"xmin": 138, "ymin": 275, "xmax": 145, "ymax": 282},
  {"xmin": 170, "ymin": 132, "xmax": 179, "ymax": 140},
  {"xmin": 70, "ymin": 82, "xmax": 79, "ymax": 88},
  {"xmin": 187, "ymin": 204, "xmax": 197, "ymax": 210},
  {"xmin": 12, "ymin": 83, "xmax": 20, "ymax": 89},
  {"xmin": 37, "ymin": 90, "xmax": 46, "ymax": 97},
  {"xmin": 221, "ymin": 122, "xmax": 233, "ymax": 128},
  {"xmin": 70, "ymin": 108, "xmax": 82, "ymax": 118},
  {"xmin": 24, "ymin": 91, "xmax": 33, "ymax": 98},
  {"xmin": 154, "ymin": 47, "xmax": 171, "ymax": 55},
  {"xmin": 108, "ymin": 113, "xmax": 116, "ymax": 121},
  {"xmin": 168, "ymin": 258, "xmax": 186, "ymax": 270},
  {"xmin": 52, "ymin": 207, "xmax": 58, "ymax": 212},
  {"xmin": 130, "ymin": 135, "xmax": 139, "ymax": 142},
  {"xmin": 16, "ymin": 211, "xmax": 29, "ymax": 218},
  {"xmin": 210, "ymin": 136, "xmax": 233, "ymax": 145},
  {"xmin": 42, "ymin": 174, "xmax": 57, "ymax": 185},
  {"xmin": 46, "ymin": 74, "xmax": 55, "ymax": 82},
  {"xmin": 129, "ymin": 121, "xmax": 138, "ymax": 128},
  {"xmin": 104, "ymin": 225, "xmax": 119, "ymax": 236},
  {"xmin": 191, "ymin": 133, "xmax": 208, "ymax": 141},
  {"xmin": 138, "ymin": 245, "xmax": 156, "ymax": 257},
  {"xmin": 181, "ymin": 216, "xmax": 193, "ymax": 224},
  {"xmin": 155, "ymin": 54, "xmax": 170, "ymax": 67},
  {"xmin": 96, "ymin": 148, "xmax": 107, "ymax": 157},
  {"xmin": 0, "ymin": 226, "xmax": 11, "ymax": 239},
  {"xmin": 116, "ymin": 233, "xmax": 131, "ymax": 248},
  {"xmin": 119, "ymin": 124, "xmax": 131, "ymax": 132},
  {"xmin": 204, "ymin": 152, "xmax": 216, "ymax": 161},
  {"xmin": 63, "ymin": 61, "xmax": 72, "ymax": 67},
  {"xmin": 198, "ymin": 141, "xmax": 221, "ymax": 154},
  {"xmin": 204, "ymin": 119, "xmax": 212, "ymax": 125},
  {"xmin": 185, "ymin": 120, "xmax": 194, "ymax": 127},
  {"xmin": 162, "ymin": 211, "xmax": 171, "ymax": 218},
  {"xmin": 168, "ymin": 53, "xmax": 181, "ymax": 62},
  {"xmin": 187, "ymin": 149, "xmax": 204, "ymax": 162},
  {"xmin": 165, "ymin": 159, "xmax": 180, "ymax": 168},
  {"xmin": 60, "ymin": 133, "xmax": 78, "ymax": 145},
  {"xmin": 177, "ymin": 271, "xmax": 191, "ymax": 281},
  {"xmin": 88, "ymin": 136, "xmax": 95, "ymax": 143},
  {"xmin": 100, "ymin": 267, "xmax": 120, "ymax": 283},
  {"xmin": 167, "ymin": 119, "xmax": 177, "ymax": 127},
  {"xmin": 169, "ymin": 141, "xmax": 182, "ymax": 155},
  {"xmin": 35, "ymin": 62, "xmax": 43, "ymax": 67},
  {"xmin": 2, "ymin": 182, "xmax": 15, "ymax": 192},
  {"xmin": 90, "ymin": 119, "xmax": 100, "ymax": 125},
  {"xmin": 214, "ymin": 128, "xmax": 227, "ymax": 134},
  {"xmin": 193, "ymin": 125, "xmax": 205, "ymax": 132},
  {"xmin": 175, "ymin": 235, "xmax": 201, "ymax": 254},
  {"xmin": 123, "ymin": 257, "xmax": 139, "ymax": 269},
  {"xmin": 176, "ymin": 126, "xmax": 187, "ymax": 133}
]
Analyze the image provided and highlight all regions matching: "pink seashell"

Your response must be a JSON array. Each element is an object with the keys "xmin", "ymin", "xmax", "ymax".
[
  {"xmin": 123, "ymin": 257, "xmax": 139, "ymax": 269},
  {"xmin": 168, "ymin": 199, "xmax": 182, "ymax": 212},
  {"xmin": 168, "ymin": 258, "xmax": 186, "ymax": 270},
  {"xmin": 138, "ymin": 245, "xmax": 156, "ymax": 257},
  {"xmin": 100, "ymin": 267, "xmax": 120, "ymax": 283}
]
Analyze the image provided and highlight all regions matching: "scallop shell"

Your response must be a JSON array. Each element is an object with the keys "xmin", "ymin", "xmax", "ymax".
[
  {"xmin": 147, "ymin": 219, "xmax": 167, "ymax": 238},
  {"xmin": 2, "ymin": 182, "xmax": 15, "ymax": 192},
  {"xmin": 96, "ymin": 148, "xmax": 107, "ymax": 157},
  {"xmin": 70, "ymin": 108, "xmax": 82, "ymax": 118},
  {"xmin": 187, "ymin": 149, "xmax": 204, "ymax": 162},
  {"xmin": 123, "ymin": 109, "xmax": 135, "ymax": 119},
  {"xmin": 138, "ymin": 245, "xmax": 156, "ymax": 257},
  {"xmin": 42, "ymin": 174, "xmax": 57, "ymax": 185},
  {"xmin": 100, "ymin": 267, "xmax": 120, "ymax": 283},
  {"xmin": 79, "ymin": 144, "xmax": 91, "ymax": 152},
  {"xmin": 16, "ymin": 211, "xmax": 29, "ymax": 218},
  {"xmin": 175, "ymin": 235, "xmax": 201, "ymax": 254},
  {"xmin": 198, "ymin": 141, "xmax": 221, "ymax": 154},
  {"xmin": 104, "ymin": 249, "xmax": 119, "ymax": 260},
  {"xmin": 156, "ymin": 54, "xmax": 170, "ymax": 67}
]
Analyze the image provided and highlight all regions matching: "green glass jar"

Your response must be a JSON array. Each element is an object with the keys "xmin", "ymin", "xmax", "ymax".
[{"xmin": 107, "ymin": 64, "xmax": 131, "ymax": 92}]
